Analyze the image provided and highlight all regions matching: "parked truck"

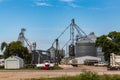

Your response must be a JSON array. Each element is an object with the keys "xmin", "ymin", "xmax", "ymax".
[
  {"xmin": 108, "ymin": 53, "xmax": 120, "ymax": 70},
  {"xmin": 70, "ymin": 59, "xmax": 78, "ymax": 67}
]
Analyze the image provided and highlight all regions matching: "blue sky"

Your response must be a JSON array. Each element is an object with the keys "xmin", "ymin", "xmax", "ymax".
[{"xmin": 0, "ymin": 0, "xmax": 120, "ymax": 50}]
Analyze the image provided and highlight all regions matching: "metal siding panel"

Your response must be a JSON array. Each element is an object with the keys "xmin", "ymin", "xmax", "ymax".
[
  {"xmin": 75, "ymin": 43, "xmax": 97, "ymax": 57},
  {"xmin": 6, "ymin": 60, "xmax": 18, "ymax": 69}
]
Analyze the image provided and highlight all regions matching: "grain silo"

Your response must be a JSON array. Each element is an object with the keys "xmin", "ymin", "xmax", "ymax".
[
  {"xmin": 48, "ymin": 46, "xmax": 56, "ymax": 62},
  {"xmin": 75, "ymin": 32, "xmax": 97, "ymax": 57}
]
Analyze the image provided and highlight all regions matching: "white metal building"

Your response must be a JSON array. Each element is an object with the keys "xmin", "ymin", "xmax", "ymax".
[
  {"xmin": 68, "ymin": 56, "xmax": 101, "ymax": 64},
  {"xmin": 5, "ymin": 56, "xmax": 24, "ymax": 69}
]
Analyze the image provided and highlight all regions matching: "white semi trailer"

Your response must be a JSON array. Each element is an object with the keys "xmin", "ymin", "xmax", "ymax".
[{"xmin": 108, "ymin": 53, "xmax": 120, "ymax": 70}]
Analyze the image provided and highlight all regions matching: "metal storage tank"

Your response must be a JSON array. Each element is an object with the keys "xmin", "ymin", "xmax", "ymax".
[
  {"xmin": 32, "ymin": 50, "xmax": 41, "ymax": 64},
  {"xmin": 69, "ymin": 44, "xmax": 75, "ymax": 57},
  {"xmin": 59, "ymin": 49, "xmax": 65, "ymax": 58},
  {"xmin": 48, "ymin": 46, "xmax": 56, "ymax": 62},
  {"xmin": 75, "ymin": 33, "xmax": 97, "ymax": 57}
]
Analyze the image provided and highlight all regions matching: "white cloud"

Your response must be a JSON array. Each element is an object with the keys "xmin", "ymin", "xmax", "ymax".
[
  {"xmin": 35, "ymin": 2, "xmax": 52, "ymax": 7},
  {"xmin": 60, "ymin": 0, "xmax": 80, "ymax": 8},
  {"xmin": 60, "ymin": 0, "xmax": 74, "ymax": 2},
  {"xmin": 69, "ymin": 3, "xmax": 79, "ymax": 8}
]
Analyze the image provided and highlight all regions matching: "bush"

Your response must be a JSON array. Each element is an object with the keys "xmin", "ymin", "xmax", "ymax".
[
  {"xmin": 80, "ymin": 71, "xmax": 99, "ymax": 80},
  {"xmin": 112, "ymin": 75, "xmax": 120, "ymax": 80},
  {"xmin": 100, "ymin": 74, "xmax": 113, "ymax": 80},
  {"xmin": 100, "ymin": 74, "xmax": 120, "ymax": 80}
]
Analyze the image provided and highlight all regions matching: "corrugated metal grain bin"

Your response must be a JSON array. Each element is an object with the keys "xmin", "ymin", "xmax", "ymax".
[{"xmin": 75, "ymin": 38, "xmax": 97, "ymax": 57}]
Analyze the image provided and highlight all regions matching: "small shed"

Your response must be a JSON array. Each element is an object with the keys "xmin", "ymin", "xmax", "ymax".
[{"xmin": 5, "ymin": 56, "xmax": 24, "ymax": 69}]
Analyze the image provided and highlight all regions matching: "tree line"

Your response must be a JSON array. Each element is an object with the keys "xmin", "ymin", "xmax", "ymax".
[
  {"xmin": 0, "ymin": 41, "xmax": 32, "ymax": 64},
  {"xmin": 95, "ymin": 31, "xmax": 120, "ymax": 61}
]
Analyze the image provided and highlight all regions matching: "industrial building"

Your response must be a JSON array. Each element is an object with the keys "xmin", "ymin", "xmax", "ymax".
[
  {"xmin": 16, "ymin": 19, "xmax": 104, "ymax": 65},
  {"xmin": 48, "ymin": 46, "xmax": 56, "ymax": 62},
  {"xmin": 32, "ymin": 50, "xmax": 51, "ymax": 64},
  {"xmin": 57, "ymin": 19, "xmax": 104, "ymax": 65},
  {"xmin": 68, "ymin": 32, "xmax": 104, "ymax": 65},
  {"xmin": 68, "ymin": 56, "xmax": 101, "ymax": 65}
]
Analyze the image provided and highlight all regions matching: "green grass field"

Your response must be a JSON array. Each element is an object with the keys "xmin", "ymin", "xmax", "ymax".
[{"xmin": 31, "ymin": 71, "xmax": 120, "ymax": 80}]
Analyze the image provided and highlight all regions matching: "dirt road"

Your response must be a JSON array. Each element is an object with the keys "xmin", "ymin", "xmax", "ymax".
[
  {"xmin": 0, "ymin": 65, "xmax": 120, "ymax": 80},
  {"xmin": 0, "ymin": 70, "xmax": 81, "ymax": 80}
]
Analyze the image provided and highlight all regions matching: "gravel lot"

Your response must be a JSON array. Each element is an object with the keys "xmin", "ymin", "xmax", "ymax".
[{"xmin": 0, "ymin": 65, "xmax": 120, "ymax": 80}]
